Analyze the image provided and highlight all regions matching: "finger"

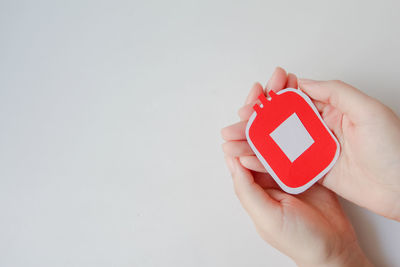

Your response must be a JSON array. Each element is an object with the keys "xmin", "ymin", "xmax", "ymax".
[
  {"xmin": 239, "ymin": 155, "xmax": 267, "ymax": 173},
  {"xmin": 253, "ymin": 171, "xmax": 280, "ymax": 189},
  {"xmin": 245, "ymin": 82, "xmax": 264, "ymax": 105},
  {"xmin": 306, "ymin": 98, "xmax": 342, "ymax": 137},
  {"xmin": 239, "ymin": 67, "xmax": 288, "ymax": 121},
  {"xmin": 239, "ymin": 80, "xmax": 326, "ymax": 121},
  {"xmin": 266, "ymin": 66, "xmax": 288, "ymax": 94},
  {"xmin": 228, "ymin": 157, "xmax": 281, "ymax": 222},
  {"xmin": 313, "ymin": 100, "xmax": 327, "ymax": 113},
  {"xmin": 286, "ymin": 73, "xmax": 298, "ymax": 89},
  {"xmin": 221, "ymin": 121, "xmax": 247, "ymax": 141},
  {"xmin": 222, "ymin": 141, "xmax": 253, "ymax": 157},
  {"xmin": 265, "ymin": 188, "xmax": 291, "ymax": 203},
  {"xmin": 238, "ymin": 101, "xmax": 256, "ymax": 121},
  {"xmin": 318, "ymin": 104, "xmax": 344, "ymax": 140},
  {"xmin": 298, "ymin": 79, "xmax": 376, "ymax": 123}
]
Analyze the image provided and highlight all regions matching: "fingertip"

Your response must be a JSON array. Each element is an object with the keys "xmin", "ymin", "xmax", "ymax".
[
  {"xmin": 220, "ymin": 126, "xmax": 232, "ymax": 141},
  {"xmin": 232, "ymin": 156, "xmax": 244, "ymax": 170},
  {"xmin": 231, "ymin": 157, "xmax": 281, "ymax": 219},
  {"xmin": 286, "ymin": 73, "xmax": 298, "ymax": 89},
  {"xmin": 298, "ymin": 78, "xmax": 323, "ymax": 100},
  {"xmin": 266, "ymin": 66, "xmax": 288, "ymax": 93},
  {"xmin": 298, "ymin": 78, "xmax": 323, "ymax": 92},
  {"xmin": 253, "ymin": 81, "xmax": 263, "ymax": 90},
  {"xmin": 220, "ymin": 121, "xmax": 247, "ymax": 141},
  {"xmin": 220, "ymin": 127, "xmax": 226, "ymax": 139},
  {"xmin": 275, "ymin": 66, "xmax": 286, "ymax": 74},
  {"xmin": 224, "ymin": 155, "xmax": 236, "ymax": 175},
  {"xmin": 238, "ymin": 102, "xmax": 255, "ymax": 121},
  {"xmin": 239, "ymin": 155, "xmax": 266, "ymax": 173},
  {"xmin": 298, "ymin": 78, "xmax": 372, "ymax": 123},
  {"xmin": 231, "ymin": 157, "xmax": 254, "ymax": 184},
  {"xmin": 245, "ymin": 82, "xmax": 264, "ymax": 105},
  {"xmin": 298, "ymin": 78, "xmax": 319, "ymax": 84},
  {"xmin": 221, "ymin": 141, "xmax": 253, "ymax": 157}
]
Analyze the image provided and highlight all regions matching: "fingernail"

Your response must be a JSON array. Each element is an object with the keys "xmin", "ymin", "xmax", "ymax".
[
  {"xmin": 298, "ymin": 78, "xmax": 316, "ymax": 84},
  {"xmin": 266, "ymin": 68, "xmax": 278, "ymax": 89},
  {"xmin": 266, "ymin": 67, "xmax": 283, "ymax": 92}
]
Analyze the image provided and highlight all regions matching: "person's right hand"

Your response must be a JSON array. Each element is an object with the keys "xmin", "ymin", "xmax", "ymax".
[{"xmin": 236, "ymin": 75, "xmax": 400, "ymax": 221}]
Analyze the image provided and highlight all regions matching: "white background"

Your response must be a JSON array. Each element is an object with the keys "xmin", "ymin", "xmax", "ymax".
[{"xmin": 1, "ymin": 0, "xmax": 400, "ymax": 266}]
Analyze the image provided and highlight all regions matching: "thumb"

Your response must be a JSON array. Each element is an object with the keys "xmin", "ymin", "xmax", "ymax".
[
  {"xmin": 225, "ymin": 157, "xmax": 281, "ymax": 225},
  {"xmin": 298, "ymin": 79, "xmax": 376, "ymax": 123}
]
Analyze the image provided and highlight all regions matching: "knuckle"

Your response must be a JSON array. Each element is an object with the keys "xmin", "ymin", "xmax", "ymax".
[
  {"xmin": 329, "ymin": 79, "xmax": 346, "ymax": 86},
  {"xmin": 221, "ymin": 142, "xmax": 230, "ymax": 153}
]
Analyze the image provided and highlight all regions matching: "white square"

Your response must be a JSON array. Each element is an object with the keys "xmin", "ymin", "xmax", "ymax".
[{"xmin": 269, "ymin": 113, "xmax": 314, "ymax": 162}]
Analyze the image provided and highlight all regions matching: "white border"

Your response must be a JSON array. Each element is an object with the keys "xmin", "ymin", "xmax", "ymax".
[{"xmin": 245, "ymin": 88, "xmax": 340, "ymax": 194}]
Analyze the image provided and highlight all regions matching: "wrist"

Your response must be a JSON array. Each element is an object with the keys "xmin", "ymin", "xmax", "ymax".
[{"xmin": 296, "ymin": 243, "xmax": 372, "ymax": 267}]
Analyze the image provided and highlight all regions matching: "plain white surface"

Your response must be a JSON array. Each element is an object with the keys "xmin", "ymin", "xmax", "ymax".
[{"xmin": 0, "ymin": 0, "xmax": 400, "ymax": 266}]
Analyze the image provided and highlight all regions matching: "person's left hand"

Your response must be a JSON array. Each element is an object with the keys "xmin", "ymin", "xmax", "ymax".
[{"xmin": 221, "ymin": 68, "xmax": 371, "ymax": 267}]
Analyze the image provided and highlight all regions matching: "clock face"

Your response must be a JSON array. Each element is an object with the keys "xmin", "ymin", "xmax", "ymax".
[{"xmin": 246, "ymin": 88, "xmax": 340, "ymax": 194}]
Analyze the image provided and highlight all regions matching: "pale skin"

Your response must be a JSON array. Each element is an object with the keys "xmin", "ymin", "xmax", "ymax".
[{"xmin": 221, "ymin": 67, "xmax": 400, "ymax": 266}]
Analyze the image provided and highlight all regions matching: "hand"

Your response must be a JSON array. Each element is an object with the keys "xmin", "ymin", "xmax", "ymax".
[
  {"xmin": 225, "ymin": 67, "xmax": 400, "ymax": 221},
  {"xmin": 298, "ymin": 78, "xmax": 400, "ymax": 221},
  {"xmin": 225, "ymin": 157, "xmax": 370, "ymax": 267},
  {"xmin": 222, "ymin": 68, "xmax": 372, "ymax": 266}
]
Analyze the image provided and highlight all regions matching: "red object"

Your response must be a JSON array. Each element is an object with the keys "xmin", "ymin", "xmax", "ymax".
[{"xmin": 245, "ymin": 88, "xmax": 340, "ymax": 194}]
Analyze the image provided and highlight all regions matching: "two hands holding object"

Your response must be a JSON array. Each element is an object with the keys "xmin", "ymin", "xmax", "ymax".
[{"xmin": 221, "ymin": 67, "xmax": 400, "ymax": 267}]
